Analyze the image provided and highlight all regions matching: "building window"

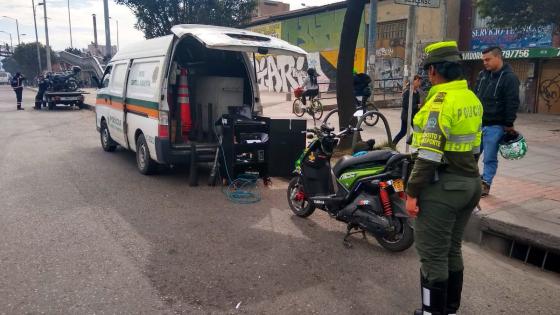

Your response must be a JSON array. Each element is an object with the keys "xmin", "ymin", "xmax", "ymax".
[{"xmin": 377, "ymin": 20, "xmax": 407, "ymax": 40}]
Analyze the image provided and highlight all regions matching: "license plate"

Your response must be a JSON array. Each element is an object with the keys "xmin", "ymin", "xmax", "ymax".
[
  {"xmin": 60, "ymin": 97, "xmax": 77, "ymax": 101},
  {"xmin": 392, "ymin": 179, "xmax": 404, "ymax": 192}
]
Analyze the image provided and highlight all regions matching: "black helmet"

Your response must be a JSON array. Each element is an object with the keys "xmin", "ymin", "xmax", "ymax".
[
  {"xmin": 307, "ymin": 68, "xmax": 316, "ymax": 76},
  {"xmin": 72, "ymin": 66, "xmax": 81, "ymax": 74}
]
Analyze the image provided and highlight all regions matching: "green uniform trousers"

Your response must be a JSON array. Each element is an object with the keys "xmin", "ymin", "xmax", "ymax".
[{"xmin": 414, "ymin": 172, "xmax": 481, "ymax": 284}]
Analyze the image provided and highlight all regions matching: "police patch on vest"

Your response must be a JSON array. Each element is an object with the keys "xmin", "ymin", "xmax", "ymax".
[
  {"xmin": 427, "ymin": 117, "xmax": 437, "ymax": 129},
  {"xmin": 433, "ymin": 92, "xmax": 447, "ymax": 103}
]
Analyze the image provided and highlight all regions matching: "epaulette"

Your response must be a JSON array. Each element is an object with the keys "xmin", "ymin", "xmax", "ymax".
[{"xmin": 433, "ymin": 92, "xmax": 447, "ymax": 103}]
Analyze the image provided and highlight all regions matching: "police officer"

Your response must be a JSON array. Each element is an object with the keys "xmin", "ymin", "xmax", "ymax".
[
  {"xmin": 11, "ymin": 72, "xmax": 26, "ymax": 110},
  {"xmin": 35, "ymin": 73, "xmax": 49, "ymax": 110},
  {"xmin": 405, "ymin": 41, "xmax": 483, "ymax": 315}
]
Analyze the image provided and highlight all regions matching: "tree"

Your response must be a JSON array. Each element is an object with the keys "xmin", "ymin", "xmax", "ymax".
[
  {"xmin": 115, "ymin": 0, "xmax": 258, "ymax": 38},
  {"xmin": 477, "ymin": 0, "xmax": 560, "ymax": 33},
  {"xmin": 336, "ymin": 0, "xmax": 368, "ymax": 149},
  {"xmin": 7, "ymin": 43, "xmax": 56, "ymax": 79},
  {"xmin": 64, "ymin": 47, "xmax": 83, "ymax": 56},
  {"xmin": 1, "ymin": 57, "xmax": 20, "ymax": 76}
]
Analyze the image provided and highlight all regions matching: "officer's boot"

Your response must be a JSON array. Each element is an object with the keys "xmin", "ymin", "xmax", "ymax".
[
  {"xmin": 445, "ymin": 270, "xmax": 464, "ymax": 315},
  {"xmin": 414, "ymin": 272, "xmax": 447, "ymax": 315}
]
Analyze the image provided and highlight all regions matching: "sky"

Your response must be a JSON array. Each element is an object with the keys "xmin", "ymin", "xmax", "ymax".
[{"xmin": 0, "ymin": 0, "xmax": 341, "ymax": 52}]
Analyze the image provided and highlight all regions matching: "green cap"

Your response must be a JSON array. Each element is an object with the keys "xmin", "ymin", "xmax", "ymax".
[{"xmin": 422, "ymin": 41, "xmax": 462, "ymax": 68}]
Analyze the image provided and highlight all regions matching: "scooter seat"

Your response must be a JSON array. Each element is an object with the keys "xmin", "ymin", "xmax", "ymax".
[{"xmin": 333, "ymin": 150, "xmax": 395, "ymax": 177}]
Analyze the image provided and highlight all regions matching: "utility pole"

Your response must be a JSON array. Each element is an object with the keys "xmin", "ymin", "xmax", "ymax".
[
  {"xmin": 1, "ymin": 16, "xmax": 20, "ymax": 45},
  {"xmin": 31, "ymin": 0, "xmax": 42, "ymax": 73},
  {"xmin": 404, "ymin": 5, "xmax": 417, "ymax": 153},
  {"xmin": 103, "ymin": 0, "xmax": 112, "ymax": 59},
  {"xmin": 67, "ymin": 0, "xmax": 73, "ymax": 48},
  {"xmin": 39, "ymin": 0, "xmax": 52, "ymax": 72},
  {"xmin": 116, "ymin": 19, "xmax": 119, "ymax": 51},
  {"xmin": 92, "ymin": 14, "xmax": 98, "ymax": 48},
  {"xmin": 366, "ymin": 0, "xmax": 377, "ymax": 80}
]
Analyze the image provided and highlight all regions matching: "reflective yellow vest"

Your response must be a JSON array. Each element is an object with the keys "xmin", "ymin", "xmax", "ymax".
[{"xmin": 411, "ymin": 80, "xmax": 483, "ymax": 163}]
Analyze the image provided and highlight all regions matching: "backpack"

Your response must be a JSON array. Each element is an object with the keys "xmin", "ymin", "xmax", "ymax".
[{"xmin": 10, "ymin": 76, "xmax": 19, "ymax": 88}]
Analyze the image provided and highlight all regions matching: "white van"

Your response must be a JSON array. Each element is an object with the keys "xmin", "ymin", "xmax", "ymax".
[
  {"xmin": 95, "ymin": 24, "xmax": 306, "ymax": 174},
  {"xmin": 0, "ymin": 71, "xmax": 11, "ymax": 85}
]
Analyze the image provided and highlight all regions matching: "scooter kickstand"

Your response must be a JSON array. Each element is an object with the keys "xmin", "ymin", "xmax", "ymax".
[{"xmin": 343, "ymin": 224, "xmax": 362, "ymax": 249}]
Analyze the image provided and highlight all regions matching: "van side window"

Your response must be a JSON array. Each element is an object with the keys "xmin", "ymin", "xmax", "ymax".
[
  {"xmin": 102, "ymin": 66, "xmax": 112, "ymax": 88},
  {"xmin": 110, "ymin": 64, "xmax": 127, "ymax": 94}
]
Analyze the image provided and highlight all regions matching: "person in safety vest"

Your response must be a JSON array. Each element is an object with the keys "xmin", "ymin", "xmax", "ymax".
[{"xmin": 406, "ymin": 41, "xmax": 483, "ymax": 315}]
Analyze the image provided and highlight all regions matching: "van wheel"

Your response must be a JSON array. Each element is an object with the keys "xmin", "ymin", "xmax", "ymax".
[
  {"xmin": 136, "ymin": 134, "xmax": 157, "ymax": 175},
  {"xmin": 100, "ymin": 121, "xmax": 117, "ymax": 152},
  {"xmin": 48, "ymin": 102, "xmax": 55, "ymax": 110}
]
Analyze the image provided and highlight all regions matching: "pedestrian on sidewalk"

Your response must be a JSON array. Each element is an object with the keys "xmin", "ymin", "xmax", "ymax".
[
  {"xmin": 10, "ymin": 72, "xmax": 26, "ymax": 110},
  {"xmin": 393, "ymin": 75, "xmax": 422, "ymax": 145},
  {"xmin": 300, "ymin": 68, "xmax": 319, "ymax": 105},
  {"xmin": 406, "ymin": 41, "xmax": 483, "ymax": 315},
  {"xmin": 475, "ymin": 46, "xmax": 520, "ymax": 197}
]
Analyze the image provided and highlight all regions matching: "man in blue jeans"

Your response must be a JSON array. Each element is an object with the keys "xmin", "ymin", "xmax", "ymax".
[{"xmin": 475, "ymin": 47, "xmax": 520, "ymax": 196}]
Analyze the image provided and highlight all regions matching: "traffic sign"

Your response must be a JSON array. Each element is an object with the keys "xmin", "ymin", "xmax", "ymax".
[{"xmin": 394, "ymin": 0, "xmax": 441, "ymax": 8}]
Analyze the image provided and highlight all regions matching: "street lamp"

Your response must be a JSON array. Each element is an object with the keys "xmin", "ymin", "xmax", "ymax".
[
  {"xmin": 31, "ymin": 0, "xmax": 42, "ymax": 74},
  {"xmin": 109, "ymin": 17, "xmax": 119, "ymax": 51},
  {"xmin": 1, "ymin": 16, "xmax": 20, "ymax": 46},
  {"xmin": 37, "ymin": 0, "xmax": 52, "ymax": 72},
  {"xmin": 0, "ymin": 30, "xmax": 13, "ymax": 52}
]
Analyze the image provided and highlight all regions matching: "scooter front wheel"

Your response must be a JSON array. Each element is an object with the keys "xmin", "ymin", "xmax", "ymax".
[{"xmin": 287, "ymin": 176, "xmax": 315, "ymax": 217}]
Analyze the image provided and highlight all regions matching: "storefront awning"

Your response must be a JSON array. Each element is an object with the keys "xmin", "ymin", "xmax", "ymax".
[{"xmin": 461, "ymin": 48, "xmax": 560, "ymax": 61}]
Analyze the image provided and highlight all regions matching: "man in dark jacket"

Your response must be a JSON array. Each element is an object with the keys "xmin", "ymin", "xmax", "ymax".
[
  {"xmin": 393, "ymin": 74, "xmax": 422, "ymax": 145},
  {"xmin": 474, "ymin": 46, "xmax": 520, "ymax": 196},
  {"xmin": 11, "ymin": 72, "xmax": 26, "ymax": 110},
  {"xmin": 35, "ymin": 74, "xmax": 49, "ymax": 109}
]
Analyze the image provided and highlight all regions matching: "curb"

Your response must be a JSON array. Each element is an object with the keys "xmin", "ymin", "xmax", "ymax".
[{"xmin": 464, "ymin": 210, "xmax": 560, "ymax": 254}]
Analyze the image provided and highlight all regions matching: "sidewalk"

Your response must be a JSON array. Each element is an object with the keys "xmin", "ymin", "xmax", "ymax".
[{"xmin": 259, "ymin": 91, "xmax": 560, "ymax": 255}]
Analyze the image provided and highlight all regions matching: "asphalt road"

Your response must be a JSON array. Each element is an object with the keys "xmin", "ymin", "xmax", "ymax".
[{"xmin": 0, "ymin": 86, "xmax": 559, "ymax": 314}]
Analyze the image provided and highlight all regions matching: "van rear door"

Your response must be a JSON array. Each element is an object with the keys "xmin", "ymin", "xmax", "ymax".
[{"xmin": 170, "ymin": 24, "xmax": 306, "ymax": 57}]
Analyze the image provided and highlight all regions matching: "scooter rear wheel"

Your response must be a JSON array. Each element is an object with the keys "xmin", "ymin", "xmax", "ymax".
[
  {"xmin": 375, "ymin": 217, "xmax": 414, "ymax": 252},
  {"xmin": 287, "ymin": 176, "xmax": 315, "ymax": 217}
]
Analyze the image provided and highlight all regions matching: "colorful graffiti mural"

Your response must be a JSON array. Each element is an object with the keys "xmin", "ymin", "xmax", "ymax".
[{"xmin": 249, "ymin": 7, "xmax": 367, "ymax": 93}]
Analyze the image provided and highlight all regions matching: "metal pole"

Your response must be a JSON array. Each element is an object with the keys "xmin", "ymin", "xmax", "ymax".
[
  {"xmin": 441, "ymin": 0, "xmax": 447, "ymax": 40},
  {"xmin": 1, "ymin": 16, "xmax": 20, "ymax": 45},
  {"xmin": 92, "ymin": 14, "xmax": 98, "ymax": 48},
  {"xmin": 67, "ymin": 0, "xmax": 73, "ymax": 48},
  {"xmin": 15, "ymin": 19, "xmax": 20, "ymax": 45},
  {"xmin": 103, "ymin": 0, "xmax": 112, "ymax": 59},
  {"xmin": 31, "ymin": 0, "xmax": 42, "ymax": 73},
  {"xmin": 367, "ymin": 0, "xmax": 377, "ymax": 80},
  {"xmin": 116, "ymin": 20, "xmax": 119, "ymax": 51},
  {"xmin": 42, "ymin": 0, "xmax": 52, "ymax": 71},
  {"xmin": 404, "ymin": 5, "xmax": 417, "ymax": 153}
]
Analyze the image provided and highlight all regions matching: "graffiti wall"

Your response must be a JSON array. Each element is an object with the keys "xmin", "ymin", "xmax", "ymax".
[
  {"xmin": 249, "ymin": 7, "xmax": 367, "ymax": 93},
  {"xmin": 538, "ymin": 60, "xmax": 560, "ymax": 114}
]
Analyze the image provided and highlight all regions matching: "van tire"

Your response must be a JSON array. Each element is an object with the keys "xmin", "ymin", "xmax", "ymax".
[
  {"xmin": 136, "ymin": 134, "xmax": 157, "ymax": 175},
  {"xmin": 48, "ymin": 102, "xmax": 55, "ymax": 110},
  {"xmin": 100, "ymin": 121, "xmax": 117, "ymax": 152}
]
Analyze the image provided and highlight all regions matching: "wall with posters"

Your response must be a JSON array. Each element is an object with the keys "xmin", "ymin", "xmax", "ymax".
[
  {"xmin": 249, "ymin": 7, "xmax": 367, "ymax": 93},
  {"xmin": 471, "ymin": 25, "xmax": 553, "ymax": 51}
]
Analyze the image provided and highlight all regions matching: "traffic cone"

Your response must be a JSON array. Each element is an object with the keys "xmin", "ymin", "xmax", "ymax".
[{"xmin": 178, "ymin": 68, "xmax": 192, "ymax": 140}]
